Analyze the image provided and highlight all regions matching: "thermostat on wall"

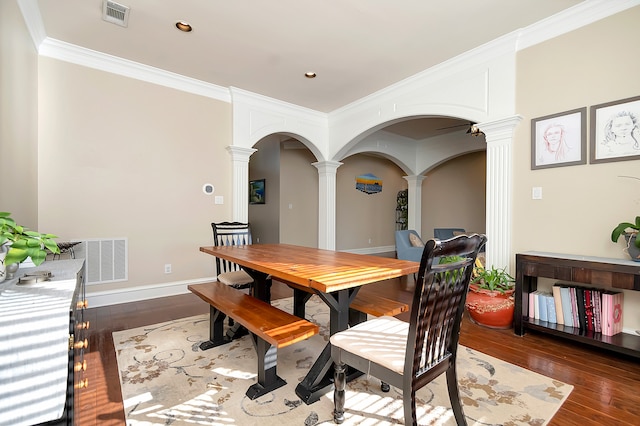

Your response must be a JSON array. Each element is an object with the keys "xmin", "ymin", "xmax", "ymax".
[{"xmin": 203, "ymin": 183, "xmax": 215, "ymax": 195}]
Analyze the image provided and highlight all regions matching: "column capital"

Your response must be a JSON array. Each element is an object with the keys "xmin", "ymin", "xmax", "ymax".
[
  {"xmin": 403, "ymin": 175, "xmax": 427, "ymax": 185},
  {"xmin": 226, "ymin": 146, "xmax": 256, "ymax": 222},
  {"xmin": 477, "ymin": 115, "xmax": 523, "ymax": 143},
  {"xmin": 312, "ymin": 160, "xmax": 343, "ymax": 174},
  {"xmin": 226, "ymin": 145, "xmax": 257, "ymax": 162}
]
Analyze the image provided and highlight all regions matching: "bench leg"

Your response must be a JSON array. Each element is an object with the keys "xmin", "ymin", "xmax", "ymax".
[
  {"xmin": 199, "ymin": 306, "xmax": 231, "ymax": 350},
  {"xmin": 225, "ymin": 322, "xmax": 248, "ymax": 340},
  {"xmin": 246, "ymin": 336, "xmax": 286, "ymax": 399}
]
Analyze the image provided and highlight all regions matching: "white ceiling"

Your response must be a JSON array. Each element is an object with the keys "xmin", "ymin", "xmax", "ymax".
[{"xmin": 35, "ymin": 0, "xmax": 586, "ymax": 114}]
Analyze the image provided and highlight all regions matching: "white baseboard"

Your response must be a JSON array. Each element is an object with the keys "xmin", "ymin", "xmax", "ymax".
[
  {"xmin": 86, "ymin": 277, "xmax": 215, "ymax": 308},
  {"xmin": 343, "ymin": 245, "xmax": 395, "ymax": 255},
  {"xmin": 86, "ymin": 245, "xmax": 397, "ymax": 307}
]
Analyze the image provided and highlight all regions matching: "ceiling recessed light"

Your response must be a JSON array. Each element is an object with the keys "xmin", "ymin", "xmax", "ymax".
[
  {"xmin": 175, "ymin": 21, "xmax": 192, "ymax": 32},
  {"xmin": 305, "ymin": 72, "xmax": 317, "ymax": 78}
]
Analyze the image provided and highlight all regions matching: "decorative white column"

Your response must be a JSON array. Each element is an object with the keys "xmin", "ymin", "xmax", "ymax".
[
  {"xmin": 313, "ymin": 161, "xmax": 342, "ymax": 250},
  {"xmin": 476, "ymin": 116, "xmax": 522, "ymax": 272},
  {"xmin": 404, "ymin": 175, "xmax": 427, "ymax": 236},
  {"xmin": 226, "ymin": 146, "xmax": 257, "ymax": 222}
]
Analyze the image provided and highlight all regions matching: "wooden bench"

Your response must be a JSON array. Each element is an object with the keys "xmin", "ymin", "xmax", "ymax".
[
  {"xmin": 349, "ymin": 291, "xmax": 408, "ymax": 323},
  {"xmin": 188, "ymin": 282, "xmax": 319, "ymax": 399}
]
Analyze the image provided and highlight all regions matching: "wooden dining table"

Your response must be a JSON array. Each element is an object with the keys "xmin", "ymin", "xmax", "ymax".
[{"xmin": 200, "ymin": 243, "xmax": 420, "ymax": 404}]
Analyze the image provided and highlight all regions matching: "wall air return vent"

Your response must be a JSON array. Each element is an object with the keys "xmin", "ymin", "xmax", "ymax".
[
  {"xmin": 103, "ymin": 0, "xmax": 130, "ymax": 27},
  {"xmin": 74, "ymin": 238, "xmax": 128, "ymax": 285}
]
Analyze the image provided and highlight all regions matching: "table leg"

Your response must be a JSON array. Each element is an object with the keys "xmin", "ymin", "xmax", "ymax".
[
  {"xmin": 223, "ymin": 269, "xmax": 273, "ymax": 340},
  {"xmin": 295, "ymin": 288, "xmax": 360, "ymax": 404}
]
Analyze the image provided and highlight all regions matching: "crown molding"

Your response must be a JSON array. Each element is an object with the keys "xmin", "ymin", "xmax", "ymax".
[
  {"xmin": 38, "ymin": 37, "xmax": 231, "ymax": 102},
  {"xmin": 516, "ymin": 0, "xmax": 640, "ymax": 51},
  {"xmin": 17, "ymin": 0, "xmax": 46, "ymax": 49},
  {"xmin": 230, "ymin": 87, "xmax": 327, "ymax": 121},
  {"xmin": 19, "ymin": 0, "xmax": 640, "ymax": 113}
]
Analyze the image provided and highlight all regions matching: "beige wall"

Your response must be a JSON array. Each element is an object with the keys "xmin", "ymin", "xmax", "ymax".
[
  {"xmin": 36, "ymin": 58, "xmax": 234, "ymax": 292},
  {"xmin": 0, "ymin": 0, "xmax": 39, "ymax": 228},
  {"xmin": 421, "ymin": 151, "xmax": 487, "ymax": 240},
  {"xmin": 336, "ymin": 154, "xmax": 407, "ymax": 250},
  {"xmin": 249, "ymin": 136, "xmax": 281, "ymax": 244},
  {"xmin": 279, "ymin": 143, "xmax": 319, "ymax": 248},
  {"xmin": 6, "ymin": 2, "xmax": 639, "ymax": 321},
  {"xmin": 514, "ymin": 7, "xmax": 640, "ymax": 329}
]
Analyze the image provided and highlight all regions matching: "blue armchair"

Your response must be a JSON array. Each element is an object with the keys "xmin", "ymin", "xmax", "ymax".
[
  {"xmin": 433, "ymin": 228, "xmax": 467, "ymax": 240},
  {"xmin": 395, "ymin": 230, "xmax": 424, "ymax": 263}
]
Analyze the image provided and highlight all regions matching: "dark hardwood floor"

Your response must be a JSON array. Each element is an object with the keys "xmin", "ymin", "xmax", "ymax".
[{"xmin": 78, "ymin": 276, "xmax": 640, "ymax": 425}]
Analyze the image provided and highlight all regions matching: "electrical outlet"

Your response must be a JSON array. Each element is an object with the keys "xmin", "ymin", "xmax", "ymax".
[{"xmin": 164, "ymin": 264, "xmax": 172, "ymax": 274}]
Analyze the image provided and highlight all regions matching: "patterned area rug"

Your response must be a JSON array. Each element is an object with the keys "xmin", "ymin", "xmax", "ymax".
[{"xmin": 113, "ymin": 296, "xmax": 572, "ymax": 425}]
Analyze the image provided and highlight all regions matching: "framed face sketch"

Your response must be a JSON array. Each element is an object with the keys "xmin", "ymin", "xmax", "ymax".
[
  {"xmin": 590, "ymin": 95, "xmax": 640, "ymax": 164},
  {"xmin": 531, "ymin": 107, "xmax": 587, "ymax": 170}
]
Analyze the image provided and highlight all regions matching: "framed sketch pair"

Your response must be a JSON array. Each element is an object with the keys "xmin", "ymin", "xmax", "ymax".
[{"xmin": 531, "ymin": 95, "xmax": 640, "ymax": 170}]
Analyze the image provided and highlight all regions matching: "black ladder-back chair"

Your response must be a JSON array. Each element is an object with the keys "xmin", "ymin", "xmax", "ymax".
[
  {"xmin": 331, "ymin": 233, "xmax": 487, "ymax": 426},
  {"xmin": 211, "ymin": 221, "xmax": 254, "ymax": 290}
]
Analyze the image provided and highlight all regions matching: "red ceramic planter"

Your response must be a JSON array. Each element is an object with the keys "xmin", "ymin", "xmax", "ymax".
[{"xmin": 465, "ymin": 284, "xmax": 515, "ymax": 329}]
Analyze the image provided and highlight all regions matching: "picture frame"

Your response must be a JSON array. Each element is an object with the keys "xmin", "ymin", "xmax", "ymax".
[
  {"xmin": 531, "ymin": 107, "xmax": 586, "ymax": 170},
  {"xmin": 589, "ymin": 95, "xmax": 640, "ymax": 164},
  {"xmin": 249, "ymin": 179, "xmax": 265, "ymax": 204}
]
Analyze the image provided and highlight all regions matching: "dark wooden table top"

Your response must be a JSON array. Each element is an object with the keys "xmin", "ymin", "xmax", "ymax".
[{"xmin": 200, "ymin": 243, "xmax": 419, "ymax": 293}]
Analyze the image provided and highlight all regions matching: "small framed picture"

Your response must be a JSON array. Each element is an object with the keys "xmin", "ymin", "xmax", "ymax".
[
  {"xmin": 249, "ymin": 179, "xmax": 265, "ymax": 204},
  {"xmin": 531, "ymin": 108, "xmax": 586, "ymax": 170},
  {"xmin": 590, "ymin": 95, "xmax": 640, "ymax": 164}
]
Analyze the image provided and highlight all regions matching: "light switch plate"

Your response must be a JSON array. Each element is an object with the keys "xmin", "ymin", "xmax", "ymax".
[{"xmin": 532, "ymin": 187, "xmax": 542, "ymax": 200}]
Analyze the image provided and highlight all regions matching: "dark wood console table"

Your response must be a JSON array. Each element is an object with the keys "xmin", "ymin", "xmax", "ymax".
[{"xmin": 515, "ymin": 251, "xmax": 640, "ymax": 359}]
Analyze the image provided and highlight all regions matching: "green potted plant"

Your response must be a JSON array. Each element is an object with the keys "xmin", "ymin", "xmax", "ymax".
[
  {"xmin": 611, "ymin": 215, "xmax": 640, "ymax": 262},
  {"xmin": 465, "ymin": 265, "xmax": 515, "ymax": 329},
  {"xmin": 0, "ymin": 212, "xmax": 60, "ymax": 272}
]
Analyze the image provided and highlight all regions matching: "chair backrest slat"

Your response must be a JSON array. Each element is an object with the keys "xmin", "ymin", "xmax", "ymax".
[
  {"xmin": 211, "ymin": 222, "xmax": 252, "ymax": 274},
  {"xmin": 406, "ymin": 234, "xmax": 486, "ymax": 382}
]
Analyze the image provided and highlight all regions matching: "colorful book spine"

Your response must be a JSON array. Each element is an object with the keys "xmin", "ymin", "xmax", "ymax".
[
  {"xmin": 570, "ymin": 287, "xmax": 579, "ymax": 328},
  {"xmin": 545, "ymin": 292, "xmax": 557, "ymax": 324},
  {"xmin": 538, "ymin": 291, "xmax": 548, "ymax": 322},
  {"xmin": 592, "ymin": 289, "xmax": 601, "ymax": 333},
  {"xmin": 528, "ymin": 291, "xmax": 536, "ymax": 319},
  {"xmin": 602, "ymin": 291, "xmax": 624, "ymax": 336},
  {"xmin": 575, "ymin": 287, "xmax": 587, "ymax": 330},
  {"xmin": 552, "ymin": 285, "xmax": 564, "ymax": 325},
  {"xmin": 559, "ymin": 286, "xmax": 574, "ymax": 328}
]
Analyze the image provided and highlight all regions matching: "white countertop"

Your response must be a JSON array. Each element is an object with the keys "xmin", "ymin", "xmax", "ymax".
[
  {"xmin": 0, "ymin": 259, "xmax": 84, "ymax": 426},
  {"xmin": 520, "ymin": 251, "xmax": 640, "ymax": 268}
]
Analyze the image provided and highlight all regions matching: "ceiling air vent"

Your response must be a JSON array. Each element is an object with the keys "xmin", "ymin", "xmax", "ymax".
[{"xmin": 103, "ymin": 0, "xmax": 130, "ymax": 27}]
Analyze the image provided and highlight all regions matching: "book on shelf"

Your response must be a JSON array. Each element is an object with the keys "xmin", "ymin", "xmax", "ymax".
[
  {"xmin": 545, "ymin": 292, "xmax": 557, "ymax": 324},
  {"xmin": 570, "ymin": 287, "xmax": 579, "ymax": 328},
  {"xmin": 559, "ymin": 286, "xmax": 574, "ymax": 328},
  {"xmin": 538, "ymin": 291, "xmax": 548, "ymax": 322},
  {"xmin": 552, "ymin": 284, "xmax": 564, "ymax": 325},
  {"xmin": 602, "ymin": 290, "xmax": 624, "ymax": 336},
  {"xmin": 575, "ymin": 287, "xmax": 587, "ymax": 331},
  {"xmin": 528, "ymin": 291, "xmax": 536, "ymax": 319},
  {"xmin": 592, "ymin": 289, "xmax": 602, "ymax": 333}
]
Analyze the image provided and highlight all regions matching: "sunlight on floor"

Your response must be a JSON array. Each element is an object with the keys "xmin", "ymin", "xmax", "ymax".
[
  {"xmin": 339, "ymin": 388, "xmax": 454, "ymax": 425},
  {"xmin": 212, "ymin": 366, "xmax": 256, "ymax": 380},
  {"xmin": 125, "ymin": 387, "xmax": 236, "ymax": 425}
]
